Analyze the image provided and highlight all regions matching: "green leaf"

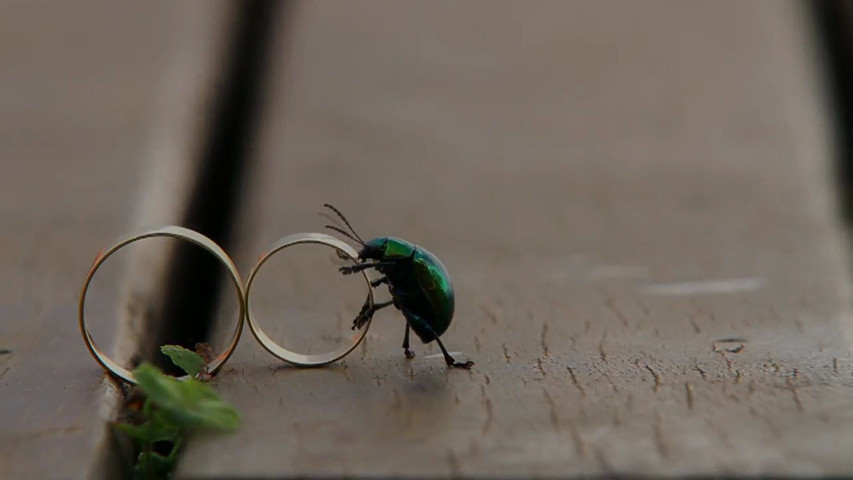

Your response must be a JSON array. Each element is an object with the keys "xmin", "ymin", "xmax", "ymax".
[
  {"xmin": 135, "ymin": 450, "xmax": 175, "ymax": 480},
  {"xmin": 160, "ymin": 345, "xmax": 204, "ymax": 377},
  {"xmin": 112, "ymin": 417, "xmax": 180, "ymax": 445},
  {"xmin": 133, "ymin": 363, "xmax": 240, "ymax": 431}
]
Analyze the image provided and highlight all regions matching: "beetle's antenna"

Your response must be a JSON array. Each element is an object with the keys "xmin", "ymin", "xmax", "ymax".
[
  {"xmin": 317, "ymin": 212, "xmax": 345, "ymax": 230},
  {"xmin": 323, "ymin": 203, "xmax": 366, "ymax": 244},
  {"xmin": 324, "ymin": 225, "xmax": 364, "ymax": 246}
]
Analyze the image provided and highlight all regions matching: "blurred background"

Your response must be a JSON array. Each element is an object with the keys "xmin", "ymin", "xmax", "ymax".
[{"xmin": 5, "ymin": 0, "xmax": 853, "ymax": 477}]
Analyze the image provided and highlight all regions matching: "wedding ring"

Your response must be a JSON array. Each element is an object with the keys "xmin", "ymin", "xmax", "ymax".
[
  {"xmin": 245, "ymin": 232, "xmax": 374, "ymax": 366},
  {"xmin": 78, "ymin": 226, "xmax": 245, "ymax": 383}
]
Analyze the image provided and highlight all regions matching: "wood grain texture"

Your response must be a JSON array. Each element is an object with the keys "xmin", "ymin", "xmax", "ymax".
[
  {"xmin": 178, "ymin": 0, "xmax": 853, "ymax": 476},
  {"xmin": 0, "ymin": 2, "xmax": 234, "ymax": 478}
]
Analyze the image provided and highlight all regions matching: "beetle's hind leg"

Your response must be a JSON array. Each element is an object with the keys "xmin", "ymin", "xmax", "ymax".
[
  {"xmin": 402, "ymin": 324, "xmax": 415, "ymax": 359},
  {"xmin": 402, "ymin": 308, "xmax": 473, "ymax": 369},
  {"xmin": 434, "ymin": 336, "xmax": 474, "ymax": 369}
]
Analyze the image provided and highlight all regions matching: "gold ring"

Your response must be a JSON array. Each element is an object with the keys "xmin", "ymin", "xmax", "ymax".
[
  {"xmin": 245, "ymin": 232, "xmax": 374, "ymax": 366},
  {"xmin": 78, "ymin": 226, "xmax": 245, "ymax": 383}
]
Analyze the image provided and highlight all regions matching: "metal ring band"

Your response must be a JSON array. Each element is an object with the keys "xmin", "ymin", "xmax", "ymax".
[
  {"xmin": 245, "ymin": 232, "xmax": 374, "ymax": 366},
  {"xmin": 78, "ymin": 226, "xmax": 246, "ymax": 384}
]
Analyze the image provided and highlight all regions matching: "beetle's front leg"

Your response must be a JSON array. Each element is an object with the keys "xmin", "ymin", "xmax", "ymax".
[
  {"xmin": 371, "ymin": 276, "xmax": 389, "ymax": 288},
  {"xmin": 339, "ymin": 261, "xmax": 396, "ymax": 275}
]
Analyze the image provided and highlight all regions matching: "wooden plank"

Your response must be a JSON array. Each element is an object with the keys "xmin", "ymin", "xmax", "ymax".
[
  {"xmin": 0, "ymin": 2, "xmax": 234, "ymax": 478},
  {"xmin": 178, "ymin": 0, "xmax": 853, "ymax": 476}
]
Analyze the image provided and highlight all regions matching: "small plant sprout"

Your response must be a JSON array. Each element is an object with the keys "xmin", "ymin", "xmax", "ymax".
[{"xmin": 113, "ymin": 345, "xmax": 239, "ymax": 479}]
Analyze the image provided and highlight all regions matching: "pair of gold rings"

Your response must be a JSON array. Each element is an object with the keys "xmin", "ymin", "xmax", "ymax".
[{"xmin": 78, "ymin": 226, "xmax": 375, "ymax": 384}]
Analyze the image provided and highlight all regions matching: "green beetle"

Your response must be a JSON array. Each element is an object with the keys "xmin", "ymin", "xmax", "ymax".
[{"xmin": 323, "ymin": 204, "xmax": 473, "ymax": 369}]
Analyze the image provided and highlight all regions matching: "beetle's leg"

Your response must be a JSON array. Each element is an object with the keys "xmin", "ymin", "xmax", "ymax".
[
  {"xmin": 352, "ymin": 299, "xmax": 394, "ymax": 330},
  {"xmin": 339, "ymin": 261, "xmax": 397, "ymax": 275},
  {"xmin": 401, "ymin": 308, "xmax": 473, "ymax": 369},
  {"xmin": 390, "ymin": 287, "xmax": 414, "ymax": 358},
  {"xmin": 402, "ymin": 324, "xmax": 415, "ymax": 359},
  {"xmin": 433, "ymin": 336, "xmax": 474, "ymax": 369},
  {"xmin": 370, "ymin": 276, "xmax": 389, "ymax": 288}
]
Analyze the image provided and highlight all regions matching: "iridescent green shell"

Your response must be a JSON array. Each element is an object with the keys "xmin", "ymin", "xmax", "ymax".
[
  {"xmin": 381, "ymin": 237, "xmax": 416, "ymax": 259},
  {"xmin": 411, "ymin": 246, "xmax": 455, "ymax": 336},
  {"xmin": 374, "ymin": 237, "xmax": 455, "ymax": 338}
]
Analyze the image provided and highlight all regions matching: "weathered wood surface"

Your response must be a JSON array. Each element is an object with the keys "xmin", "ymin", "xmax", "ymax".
[
  {"xmin": 178, "ymin": 0, "xmax": 853, "ymax": 477},
  {"xmin": 0, "ymin": 2, "xmax": 233, "ymax": 478}
]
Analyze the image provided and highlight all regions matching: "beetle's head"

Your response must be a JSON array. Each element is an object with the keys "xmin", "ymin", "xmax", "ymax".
[{"xmin": 358, "ymin": 237, "xmax": 388, "ymax": 261}]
